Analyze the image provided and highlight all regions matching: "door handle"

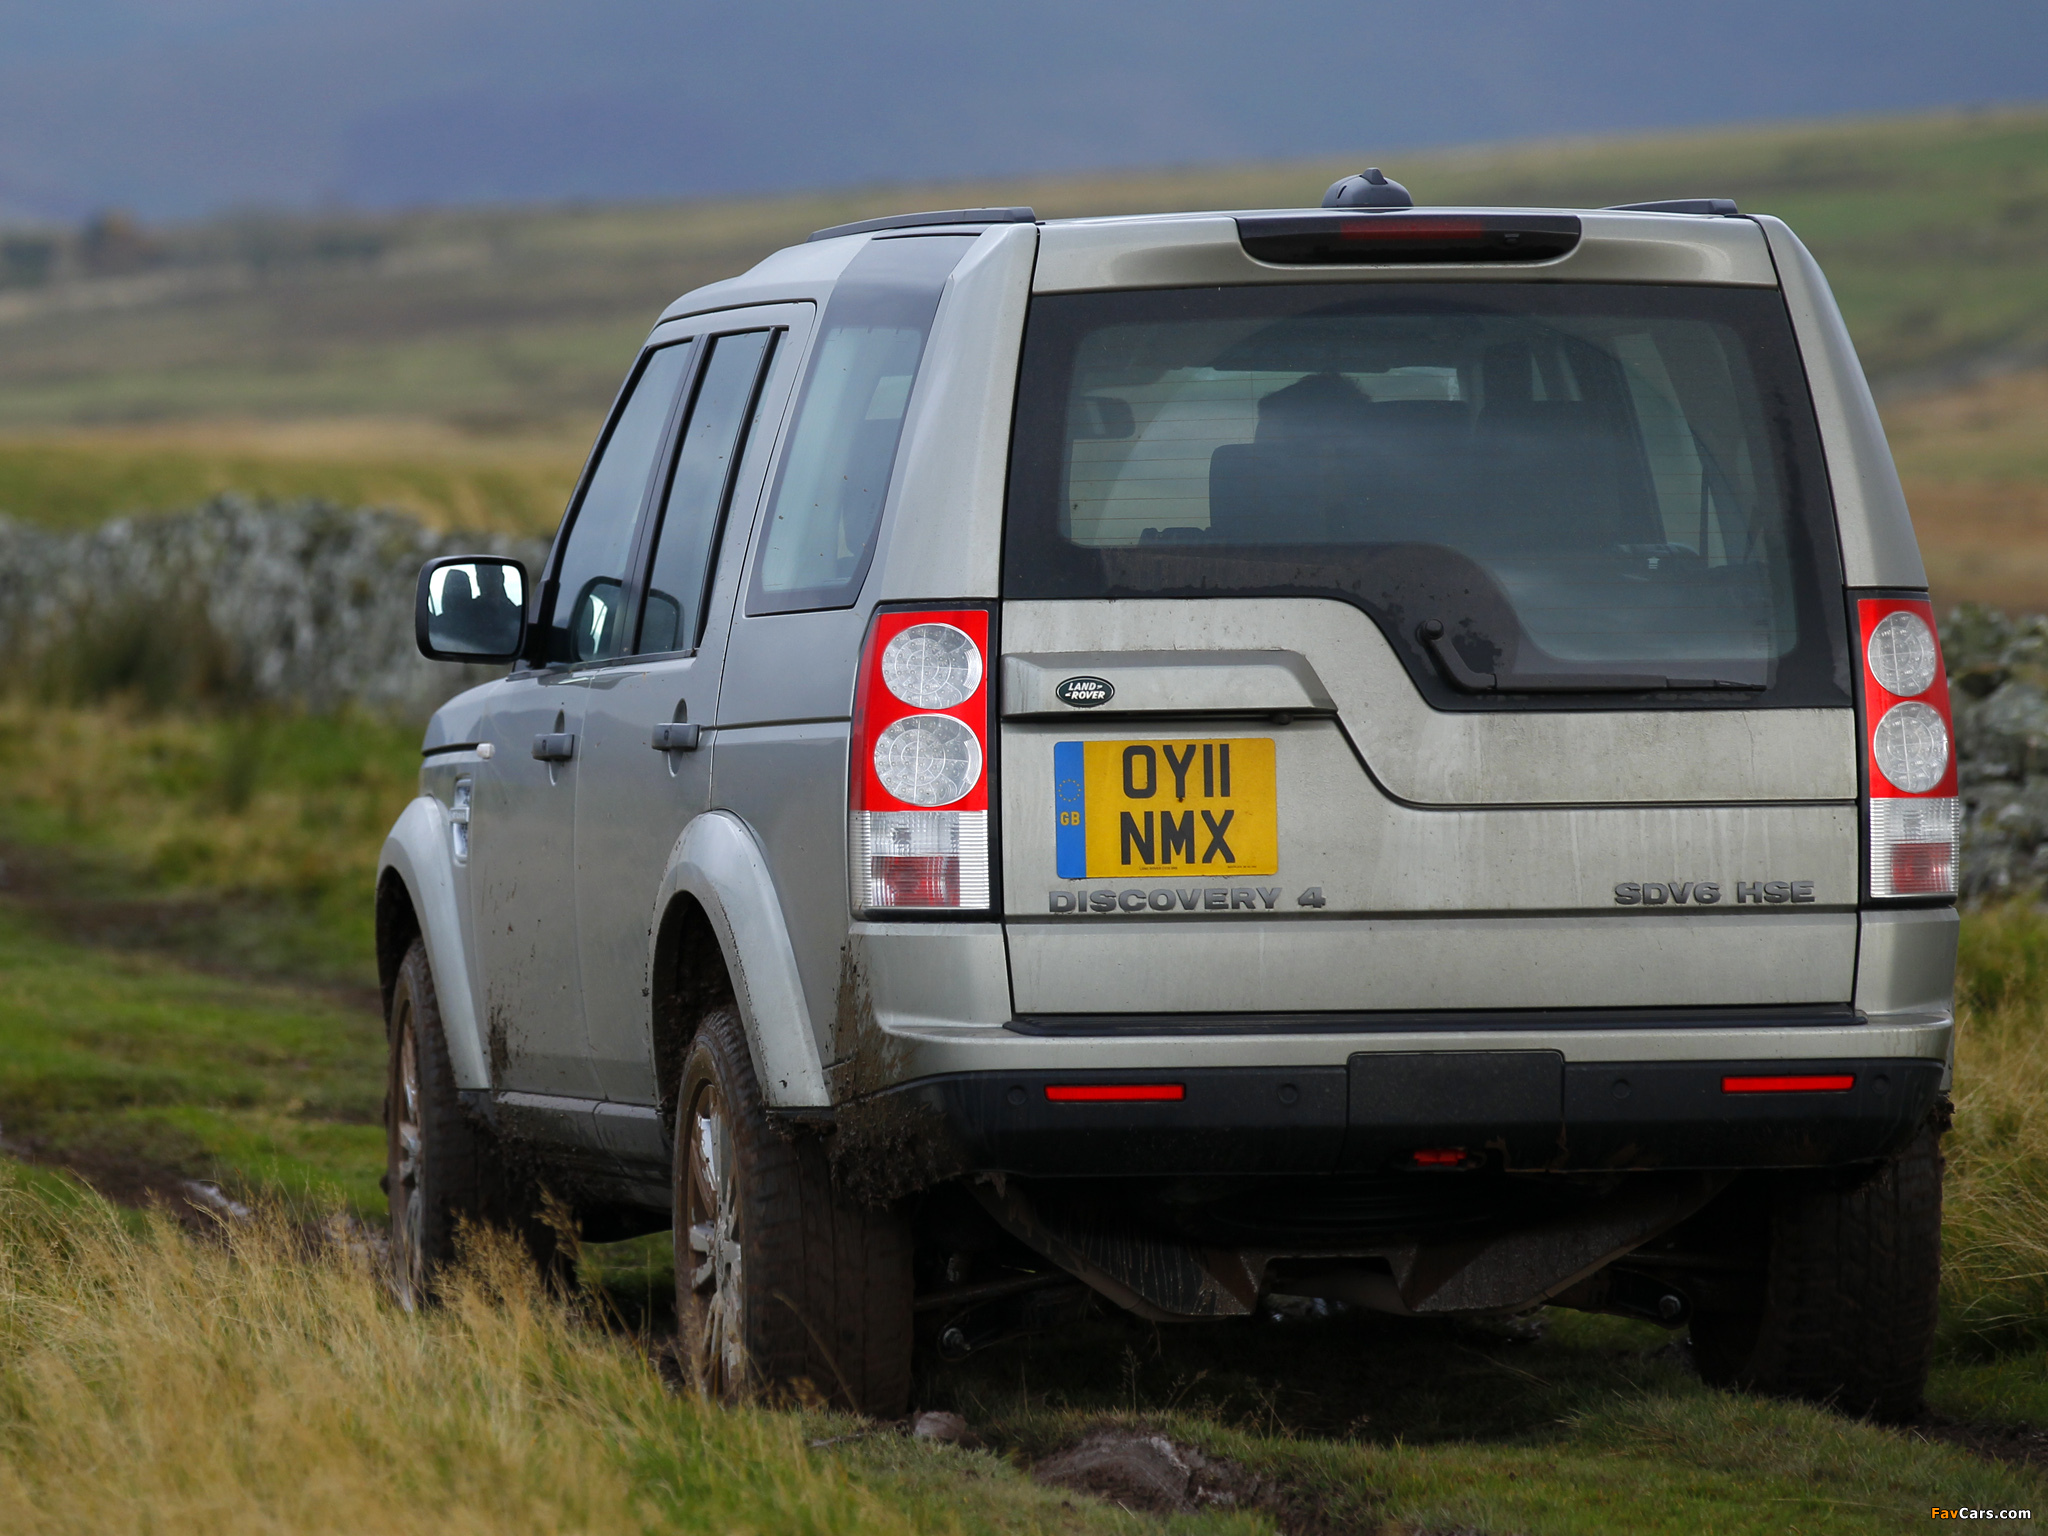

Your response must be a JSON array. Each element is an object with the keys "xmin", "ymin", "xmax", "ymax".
[
  {"xmin": 532, "ymin": 732, "xmax": 577, "ymax": 762},
  {"xmin": 651, "ymin": 722, "xmax": 701, "ymax": 752}
]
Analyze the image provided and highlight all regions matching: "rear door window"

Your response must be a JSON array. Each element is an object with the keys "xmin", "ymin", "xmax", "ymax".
[
  {"xmin": 638, "ymin": 329, "xmax": 777, "ymax": 654},
  {"xmin": 1004, "ymin": 283, "xmax": 1849, "ymax": 709},
  {"xmin": 543, "ymin": 342, "xmax": 694, "ymax": 664},
  {"xmin": 747, "ymin": 234, "xmax": 973, "ymax": 614}
]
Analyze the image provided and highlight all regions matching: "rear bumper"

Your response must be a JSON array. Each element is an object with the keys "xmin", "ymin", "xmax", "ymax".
[{"xmin": 862, "ymin": 1052, "xmax": 1944, "ymax": 1176}]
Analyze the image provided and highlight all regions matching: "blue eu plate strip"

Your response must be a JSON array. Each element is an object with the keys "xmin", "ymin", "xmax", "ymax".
[{"xmin": 1054, "ymin": 740, "xmax": 1086, "ymax": 879}]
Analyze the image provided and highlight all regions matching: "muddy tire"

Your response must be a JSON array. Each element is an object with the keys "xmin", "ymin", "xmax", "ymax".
[
  {"xmin": 1690, "ymin": 1123, "xmax": 1943, "ymax": 1421},
  {"xmin": 385, "ymin": 938, "xmax": 566, "ymax": 1305},
  {"xmin": 673, "ymin": 1003, "xmax": 912, "ymax": 1413}
]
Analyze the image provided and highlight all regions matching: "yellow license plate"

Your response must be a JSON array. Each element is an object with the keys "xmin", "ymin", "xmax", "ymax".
[{"xmin": 1054, "ymin": 738, "xmax": 1277, "ymax": 878}]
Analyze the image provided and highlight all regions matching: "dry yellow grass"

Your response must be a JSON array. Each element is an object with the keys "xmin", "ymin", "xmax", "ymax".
[
  {"xmin": 0, "ymin": 417, "xmax": 591, "ymax": 536},
  {"xmin": 1940, "ymin": 903, "xmax": 2048, "ymax": 1351},
  {"xmin": 1903, "ymin": 479, "xmax": 2048, "ymax": 616},
  {"xmin": 0, "ymin": 1178, "xmax": 949, "ymax": 1536},
  {"xmin": 1886, "ymin": 368, "xmax": 2048, "ymax": 615}
]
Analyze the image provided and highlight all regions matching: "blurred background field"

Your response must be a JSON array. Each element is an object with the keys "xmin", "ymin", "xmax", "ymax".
[
  {"xmin": 2, "ymin": 107, "xmax": 2048, "ymax": 608},
  {"xmin": 2, "ymin": 105, "xmax": 2047, "ymax": 1525}
]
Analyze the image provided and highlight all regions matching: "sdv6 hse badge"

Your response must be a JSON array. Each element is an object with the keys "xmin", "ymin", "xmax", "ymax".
[{"xmin": 1055, "ymin": 676, "xmax": 1114, "ymax": 708}]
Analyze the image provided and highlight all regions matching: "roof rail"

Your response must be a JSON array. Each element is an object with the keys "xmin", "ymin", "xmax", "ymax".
[
  {"xmin": 1605, "ymin": 198, "xmax": 1741, "ymax": 216},
  {"xmin": 807, "ymin": 206, "xmax": 1037, "ymax": 243}
]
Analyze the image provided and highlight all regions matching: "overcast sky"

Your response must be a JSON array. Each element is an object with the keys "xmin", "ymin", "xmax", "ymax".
[{"xmin": 1, "ymin": 0, "xmax": 2043, "ymax": 221}]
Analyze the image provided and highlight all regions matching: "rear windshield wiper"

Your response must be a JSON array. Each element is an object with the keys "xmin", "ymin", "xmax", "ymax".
[{"xmin": 1418, "ymin": 620, "xmax": 1767, "ymax": 694}]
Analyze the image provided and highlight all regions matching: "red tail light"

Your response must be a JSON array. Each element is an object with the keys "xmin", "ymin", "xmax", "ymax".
[
  {"xmin": 1723, "ymin": 1073, "xmax": 1855, "ymax": 1094},
  {"xmin": 1044, "ymin": 1083, "xmax": 1184, "ymax": 1103},
  {"xmin": 848, "ymin": 607, "xmax": 992, "ymax": 914},
  {"xmin": 1408, "ymin": 1147, "xmax": 1476, "ymax": 1168},
  {"xmin": 1855, "ymin": 597, "xmax": 1958, "ymax": 900}
]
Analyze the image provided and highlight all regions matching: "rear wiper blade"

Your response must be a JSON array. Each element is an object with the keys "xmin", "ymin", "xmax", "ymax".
[{"xmin": 1418, "ymin": 621, "xmax": 1767, "ymax": 694}]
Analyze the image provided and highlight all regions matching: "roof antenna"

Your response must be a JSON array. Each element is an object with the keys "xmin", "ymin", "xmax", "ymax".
[{"xmin": 1322, "ymin": 167, "xmax": 1413, "ymax": 209}]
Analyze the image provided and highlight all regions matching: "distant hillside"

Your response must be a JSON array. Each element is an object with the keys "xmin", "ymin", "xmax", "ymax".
[
  {"xmin": 4, "ymin": 1, "xmax": 2042, "ymax": 221},
  {"xmin": 0, "ymin": 108, "xmax": 2042, "ymax": 439}
]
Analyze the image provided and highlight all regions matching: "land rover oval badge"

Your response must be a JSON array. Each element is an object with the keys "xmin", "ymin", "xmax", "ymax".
[{"xmin": 1055, "ymin": 676, "xmax": 1114, "ymax": 708}]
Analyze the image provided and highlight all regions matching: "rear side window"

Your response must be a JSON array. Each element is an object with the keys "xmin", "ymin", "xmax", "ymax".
[
  {"xmin": 1005, "ymin": 283, "xmax": 1849, "ymax": 710},
  {"xmin": 747, "ymin": 234, "xmax": 972, "ymax": 614}
]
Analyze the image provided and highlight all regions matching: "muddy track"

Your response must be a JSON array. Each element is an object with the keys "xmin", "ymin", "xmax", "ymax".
[
  {"xmin": 0, "ymin": 838, "xmax": 382, "ymax": 1013},
  {"xmin": 0, "ymin": 837, "xmax": 384, "ymax": 1214}
]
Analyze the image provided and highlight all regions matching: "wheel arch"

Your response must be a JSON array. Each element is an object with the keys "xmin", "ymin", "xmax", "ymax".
[
  {"xmin": 378, "ymin": 796, "xmax": 490, "ymax": 1088},
  {"xmin": 650, "ymin": 892, "xmax": 735, "ymax": 1128},
  {"xmin": 376, "ymin": 866, "xmax": 420, "ymax": 1026},
  {"xmin": 651, "ymin": 811, "xmax": 830, "ymax": 1110}
]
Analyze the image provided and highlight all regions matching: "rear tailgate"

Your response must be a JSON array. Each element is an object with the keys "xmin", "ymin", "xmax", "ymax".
[
  {"xmin": 996, "ymin": 267, "xmax": 1858, "ymax": 1019},
  {"xmin": 1001, "ymin": 596, "xmax": 1856, "ymax": 1015}
]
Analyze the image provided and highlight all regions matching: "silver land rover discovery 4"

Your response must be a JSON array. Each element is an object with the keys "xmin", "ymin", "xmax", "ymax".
[{"xmin": 380, "ymin": 172, "xmax": 1958, "ymax": 1420}]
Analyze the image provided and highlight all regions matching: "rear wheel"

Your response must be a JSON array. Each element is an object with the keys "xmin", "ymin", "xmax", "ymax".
[
  {"xmin": 385, "ymin": 938, "xmax": 565, "ymax": 1305},
  {"xmin": 1690, "ymin": 1122, "xmax": 1943, "ymax": 1421},
  {"xmin": 674, "ymin": 1004, "xmax": 912, "ymax": 1412}
]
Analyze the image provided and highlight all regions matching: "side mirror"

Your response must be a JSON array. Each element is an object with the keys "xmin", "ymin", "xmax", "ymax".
[{"xmin": 416, "ymin": 555, "xmax": 529, "ymax": 663}]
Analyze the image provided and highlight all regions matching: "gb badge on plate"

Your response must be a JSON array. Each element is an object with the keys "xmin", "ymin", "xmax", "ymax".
[{"xmin": 1054, "ymin": 738, "xmax": 1278, "ymax": 878}]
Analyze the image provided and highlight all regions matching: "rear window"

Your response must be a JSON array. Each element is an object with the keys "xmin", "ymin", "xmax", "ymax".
[{"xmin": 1004, "ymin": 283, "xmax": 1849, "ymax": 709}]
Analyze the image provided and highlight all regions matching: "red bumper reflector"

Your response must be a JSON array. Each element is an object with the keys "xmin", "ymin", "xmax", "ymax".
[
  {"xmin": 1044, "ymin": 1084, "xmax": 1184, "ymax": 1103},
  {"xmin": 1722, "ymin": 1073, "xmax": 1855, "ymax": 1094},
  {"xmin": 1409, "ymin": 1148, "xmax": 1470, "ymax": 1166}
]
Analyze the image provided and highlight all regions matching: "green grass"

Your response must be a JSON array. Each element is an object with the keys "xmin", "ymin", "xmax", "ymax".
[
  {"xmin": 0, "ymin": 907, "xmax": 385, "ymax": 1210},
  {"xmin": 880, "ymin": 1305, "xmax": 2046, "ymax": 1533},
  {"xmin": 0, "ymin": 705, "xmax": 415, "ymax": 1209},
  {"xmin": 0, "ymin": 703, "xmax": 419, "ymax": 982}
]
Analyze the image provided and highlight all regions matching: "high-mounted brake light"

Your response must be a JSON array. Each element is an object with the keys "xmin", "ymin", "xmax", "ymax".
[
  {"xmin": 1044, "ymin": 1084, "xmax": 1184, "ymax": 1103},
  {"xmin": 849, "ymin": 608, "xmax": 992, "ymax": 914},
  {"xmin": 1856, "ymin": 597, "xmax": 1958, "ymax": 900},
  {"xmin": 1236, "ymin": 213, "xmax": 1581, "ymax": 266}
]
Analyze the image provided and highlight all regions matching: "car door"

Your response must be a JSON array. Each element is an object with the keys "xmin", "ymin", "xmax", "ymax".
[
  {"xmin": 468, "ymin": 339, "xmax": 695, "ymax": 1096},
  {"xmin": 573, "ymin": 306, "xmax": 811, "ymax": 1103}
]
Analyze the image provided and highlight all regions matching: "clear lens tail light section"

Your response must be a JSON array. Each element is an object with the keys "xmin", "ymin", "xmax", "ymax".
[
  {"xmin": 1857, "ymin": 596, "xmax": 1958, "ymax": 899},
  {"xmin": 849, "ymin": 607, "xmax": 992, "ymax": 914}
]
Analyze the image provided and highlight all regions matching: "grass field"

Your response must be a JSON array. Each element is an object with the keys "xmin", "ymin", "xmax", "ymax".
[
  {"xmin": 1888, "ymin": 369, "xmax": 2048, "ymax": 614},
  {"xmin": 0, "ymin": 417, "xmax": 587, "ymax": 536},
  {"xmin": 0, "ymin": 704, "xmax": 2045, "ymax": 1530},
  {"xmin": 2, "ymin": 1179, "xmax": 2040, "ymax": 1535}
]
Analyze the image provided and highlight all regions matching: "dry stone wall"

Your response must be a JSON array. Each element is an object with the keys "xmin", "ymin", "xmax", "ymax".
[
  {"xmin": 0, "ymin": 500, "xmax": 2042, "ymax": 898},
  {"xmin": 1945, "ymin": 604, "xmax": 2048, "ymax": 897},
  {"xmin": 0, "ymin": 497, "xmax": 548, "ymax": 718}
]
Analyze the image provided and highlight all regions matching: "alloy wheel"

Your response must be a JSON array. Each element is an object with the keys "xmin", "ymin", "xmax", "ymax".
[
  {"xmin": 682, "ymin": 1079, "xmax": 746, "ymax": 1396},
  {"xmin": 389, "ymin": 1004, "xmax": 426, "ymax": 1309}
]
